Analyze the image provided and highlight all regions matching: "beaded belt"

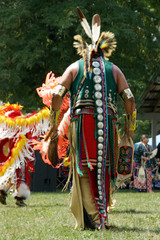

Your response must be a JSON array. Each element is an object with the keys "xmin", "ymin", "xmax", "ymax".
[
  {"xmin": 72, "ymin": 107, "xmax": 115, "ymax": 117},
  {"xmin": 73, "ymin": 107, "xmax": 95, "ymax": 116}
]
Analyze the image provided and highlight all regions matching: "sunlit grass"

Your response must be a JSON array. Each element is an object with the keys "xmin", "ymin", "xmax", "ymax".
[{"xmin": 0, "ymin": 189, "xmax": 160, "ymax": 240}]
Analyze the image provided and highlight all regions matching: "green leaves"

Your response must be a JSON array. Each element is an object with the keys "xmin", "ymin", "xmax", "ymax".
[{"xmin": 0, "ymin": 0, "xmax": 159, "ymax": 113}]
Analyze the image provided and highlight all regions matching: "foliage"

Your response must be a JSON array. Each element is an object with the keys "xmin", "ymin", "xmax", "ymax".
[
  {"xmin": 0, "ymin": 0, "xmax": 159, "ymax": 146},
  {"xmin": 118, "ymin": 114, "xmax": 151, "ymax": 143},
  {"xmin": 0, "ymin": 0, "xmax": 159, "ymax": 110},
  {"xmin": 133, "ymin": 119, "xmax": 151, "ymax": 142},
  {"xmin": 0, "ymin": 0, "xmax": 78, "ymax": 111},
  {"xmin": 0, "ymin": 190, "xmax": 160, "ymax": 239}
]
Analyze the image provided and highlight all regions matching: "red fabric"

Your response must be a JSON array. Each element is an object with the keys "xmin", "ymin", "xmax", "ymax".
[
  {"xmin": 16, "ymin": 168, "xmax": 23, "ymax": 188},
  {"xmin": 81, "ymin": 113, "xmax": 97, "ymax": 159},
  {"xmin": 7, "ymin": 110, "xmax": 22, "ymax": 118},
  {"xmin": 0, "ymin": 138, "xmax": 15, "ymax": 163},
  {"xmin": 25, "ymin": 161, "xmax": 33, "ymax": 187}
]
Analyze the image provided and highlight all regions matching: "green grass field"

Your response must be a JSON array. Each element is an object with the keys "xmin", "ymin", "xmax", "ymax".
[{"xmin": 0, "ymin": 189, "xmax": 160, "ymax": 240}]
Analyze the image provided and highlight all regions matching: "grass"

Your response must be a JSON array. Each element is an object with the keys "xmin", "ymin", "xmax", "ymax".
[{"xmin": 0, "ymin": 189, "xmax": 160, "ymax": 240}]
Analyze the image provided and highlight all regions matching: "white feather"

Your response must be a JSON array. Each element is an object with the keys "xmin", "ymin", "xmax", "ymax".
[
  {"xmin": 15, "ymin": 182, "xmax": 30, "ymax": 200},
  {"xmin": 92, "ymin": 14, "xmax": 101, "ymax": 44},
  {"xmin": 92, "ymin": 23, "xmax": 100, "ymax": 43},
  {"xmin": 81, "ymin": 18, "xmax": 92, "ymax": 39}
]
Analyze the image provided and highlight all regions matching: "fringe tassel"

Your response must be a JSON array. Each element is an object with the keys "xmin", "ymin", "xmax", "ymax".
[{"xmin": 76, "ymin": 116, "xmax": 83, "ymax": 176}]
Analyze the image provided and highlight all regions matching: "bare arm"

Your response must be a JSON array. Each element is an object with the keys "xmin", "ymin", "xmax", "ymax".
[
  {"xmin": 113, "ymin": 64, "xmax": 135, "ymax": 114},
  {"xmin": 52, "ymin": 61, "xmax": 78, "ymax": 111},
  {"xmin": 113, "ymin": 64, "xmax": 136, "ymax": 138},
  {"xmin": 58, "ymin": 61, "xmax": 78, "ymax": 90}
]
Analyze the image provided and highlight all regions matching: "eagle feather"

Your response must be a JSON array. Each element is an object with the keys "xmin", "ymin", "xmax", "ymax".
[
  {"xmin": 77, "ymin": 7, "xmax": 92, "ymax": 39},
  {"xmin": 92, "ymin": 14, "xmax": 101, "ymax": 44}
]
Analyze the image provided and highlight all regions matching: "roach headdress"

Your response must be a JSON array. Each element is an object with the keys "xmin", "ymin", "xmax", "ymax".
[{"xmin": 74, "ymin": 7, "xmax": 117, "ymax": 75}]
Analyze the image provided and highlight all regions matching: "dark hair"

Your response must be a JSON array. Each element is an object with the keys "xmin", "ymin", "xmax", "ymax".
[{"xmin": 141, "ymin": 134, "xmax": 149, "ymax": 141}]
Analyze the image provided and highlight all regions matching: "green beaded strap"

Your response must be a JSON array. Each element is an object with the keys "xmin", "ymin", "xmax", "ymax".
[{"xmin": 50, "ymin": 133, "xmax": 58, "ymax": 141}]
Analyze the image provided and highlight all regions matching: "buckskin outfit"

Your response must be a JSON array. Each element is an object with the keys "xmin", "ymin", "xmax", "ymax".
[
  {"xmin": 48, "ymin": 7, "xmax": 136, "ymax": 230},
  {"xmin": 69, "ymin": 57, "xmax": 119, "ymax": 229}
]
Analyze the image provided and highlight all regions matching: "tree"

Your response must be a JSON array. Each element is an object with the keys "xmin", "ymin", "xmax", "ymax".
[
  {"xmin": 0, "ymin": 0, "xmax": 78, "ymax": 110},
  {"xmin": 118, "ymin": 115, "xmax": 151, "ymax": 143},
  {"xmin": 0, "ymin": 0, "xmax": 159, "ymax": 126}
]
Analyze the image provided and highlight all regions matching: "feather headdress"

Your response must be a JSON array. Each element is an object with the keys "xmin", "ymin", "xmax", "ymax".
[{"xmin": 74, "ymin": 7, "xmax": 117, "ymax": 73}]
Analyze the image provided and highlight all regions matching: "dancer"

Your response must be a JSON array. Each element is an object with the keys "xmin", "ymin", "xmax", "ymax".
[
  {"xmin": 0, "ymin": 103, "xmax": 49, "ymax": 206},
  {"xmin": 38, "ymin": 8, "xmax": 136, "ymax": 230}
]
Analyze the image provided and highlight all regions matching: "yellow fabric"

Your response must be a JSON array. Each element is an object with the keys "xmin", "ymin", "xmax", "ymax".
[
  {"xmin": 69, "ymin": 121, "xmax": 84, "ymax": 229},
  {"xmin": 130, "ymin": 110, "xmax": 136, "ymax": 131},
  {"xmin": 69, "ymin": 121, "xmax": 100, "ymax": 228},
  {"xmin": 69, "ymin": 120, "xmax": 118, "ymax": 228}
]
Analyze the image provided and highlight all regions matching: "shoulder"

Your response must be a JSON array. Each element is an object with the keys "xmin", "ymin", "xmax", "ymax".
[
  {"xmin": 138, "ymin": 143, "xmax": 144, "ymax": 148},
  {"xmin": 68, "ymin": 61, "xmax": 79, "ymax": 82},
  {"xmin": 135, "ymin": 143, "xmax": 143, "ymax": 151},
  {"xmin": 112, "ymin": 64, "xmax": 129, "ymax": 94},
  {"xmin": 65, "ymin": 61, "xmax": 79, "ymax": 73},
  {"xmin": 138, "ymin": 143, "xmax": 146, "ymax": 153},
  {"xmin": 62, "ymin": 60, "xmax": 79, "ymax": 80},
  {"xmin": 112, "ymin": 64, "xmax": 125, "ymax": 83},
  {"xmin": 57, "ymin": 61, "xmax": 79, "ymax": 90}
]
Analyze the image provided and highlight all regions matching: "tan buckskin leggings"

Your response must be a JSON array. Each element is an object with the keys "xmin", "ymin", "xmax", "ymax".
[{"xmin": 79, "ymin": 166, "xmax": 100, "ymax": 227}]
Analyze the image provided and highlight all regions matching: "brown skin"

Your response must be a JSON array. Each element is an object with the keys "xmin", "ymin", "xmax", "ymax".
[
  {"xmin": 52, "ymin": 60, "xmax": 136, "ymax": 137},
  {"xmin": 51, "ymin": 62, "xmax": 78, "ymax": 111}
]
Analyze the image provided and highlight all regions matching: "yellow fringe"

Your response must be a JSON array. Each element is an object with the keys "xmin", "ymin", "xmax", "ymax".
[
  {"xmin": 0, "ymin": 107, "xmax": 50, "ymax": 129},
  {"xmin": 0, "ymin": 135, "xmax": 27, "ymax": 177}
]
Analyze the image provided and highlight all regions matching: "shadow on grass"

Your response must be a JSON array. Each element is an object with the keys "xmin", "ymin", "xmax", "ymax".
[
  {"xmin": 28, "ymin": 202, "xmax": 68, "ymax": 208},
  {"xmin": 111, "ymin": 209, "xmax": 157, "ymax": 214},
  {"xmin": 108, "ymin": 225, "xmax": 160, "ymax": 234},
  {"xmin": 3, "ymin": 203, "xmax": 67, "ymax": 209},
  {"xmin": 31, "ymin": 189, "xmax": 70, "ymax": 194},
  {"xmin": 117, "ymin": 189, "xmax": 160, "ymax": 193}
]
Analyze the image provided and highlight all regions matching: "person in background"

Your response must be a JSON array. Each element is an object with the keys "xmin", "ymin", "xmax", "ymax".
[
  {"xmin": 134, "ymin": 134, "xmax": 157, "ymax": 193},
  {"xmin": 153, "ymin": 143, "xmax": 160, "ymax": 189}
]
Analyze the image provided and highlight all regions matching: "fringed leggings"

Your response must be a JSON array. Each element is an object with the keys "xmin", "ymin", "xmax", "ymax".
[{"xmin": 79, "ymin": 166, "xmax": 110, "ymax": 227}]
